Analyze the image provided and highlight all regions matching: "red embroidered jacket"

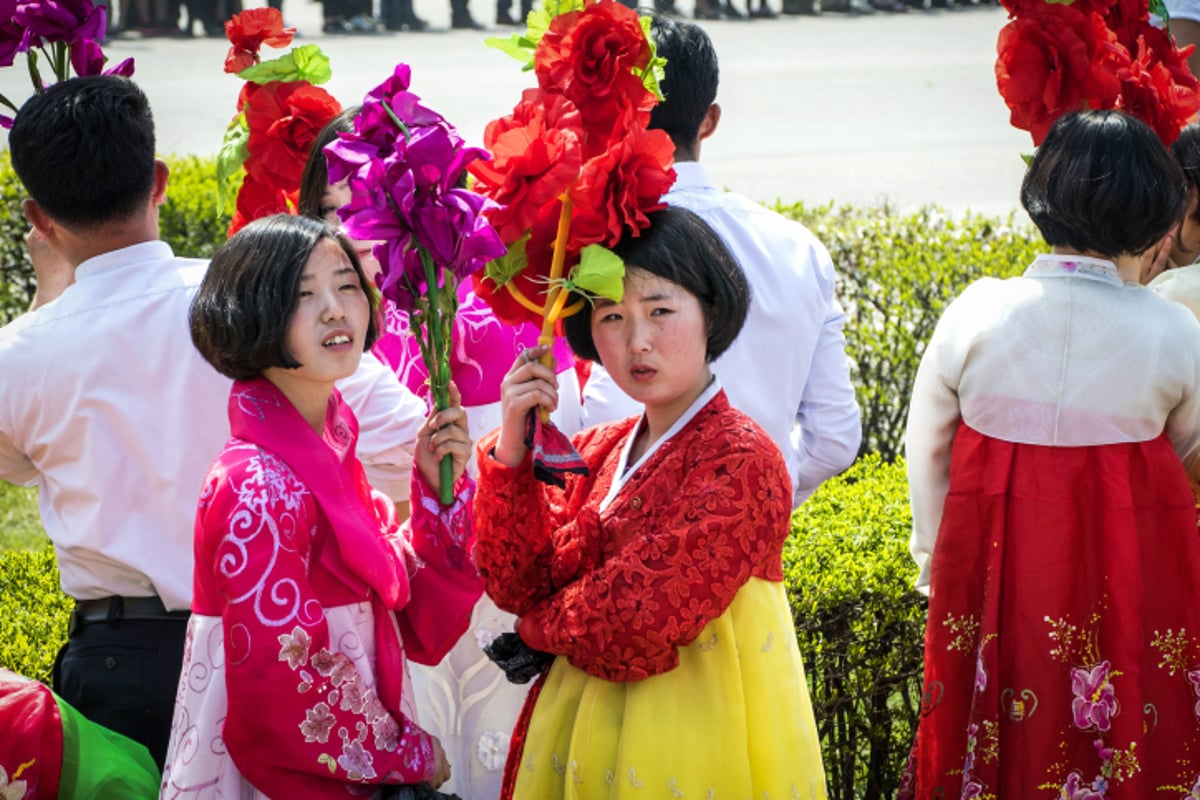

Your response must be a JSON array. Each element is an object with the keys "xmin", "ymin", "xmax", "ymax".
[{"xmin": 474, "ymin": 391, "xmax": 792, "ymax": 683}]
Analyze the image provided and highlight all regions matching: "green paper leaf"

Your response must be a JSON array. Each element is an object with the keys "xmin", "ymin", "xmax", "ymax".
[
  {"xmin": 484, "ymin": 235, "xmax": 528, "ymax": 287},
  {"xmin": 237, "ymin": 45, "xmax": 332, "ymax": 85},
  {"xmin": 484, "ymin": 34, "xmax": 537, "ymax": 69},
  {"xmin": 569, "ymin": 245, "xmax": 624, "ymax": 301},
  {"xmin": 216, "ymin": 113, "xmax": 250, "ymax": 214},
  {"xmin": 638, "ymin": 16, "xmax": 668, "ymax": 102},
  {"xmin": 486, "ymin": 0, "xmax": 582, "ymax": 68}
]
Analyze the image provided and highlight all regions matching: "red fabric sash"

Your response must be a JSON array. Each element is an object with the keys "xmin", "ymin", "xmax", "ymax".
[{"xmin": 227, "ymin": 377, "xmax": 409, "ymax": 716}]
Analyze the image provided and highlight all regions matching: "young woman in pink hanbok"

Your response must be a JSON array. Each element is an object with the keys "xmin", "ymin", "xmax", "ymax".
[
  {"xmin": 299, "ymin": 111, "xmax": 581, "ymax": 798},
  {"xmin": 160, "ymin": 214, "xmax": 482, "ymax": 798}
]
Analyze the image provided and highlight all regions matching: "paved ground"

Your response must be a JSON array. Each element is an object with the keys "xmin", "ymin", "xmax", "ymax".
[{"xmin": 1, "ymin": 4, "xmax": 1033, "ymax": 217}]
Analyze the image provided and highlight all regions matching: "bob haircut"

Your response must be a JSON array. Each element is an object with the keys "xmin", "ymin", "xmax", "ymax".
[
  {"xmin": 298, "ymin": 106, "xmax": 360, "ymax": 220},
  {"xmin": 190, "ymin": 214, "xmax": 380, "ymax": 381},
  {"xmin": 564, "ymin": 206, "xmax": 750, "ymax": 364},
  {"xmin": 1021, "ymin": 110, "xmax": 1186, "ymax": 258}
]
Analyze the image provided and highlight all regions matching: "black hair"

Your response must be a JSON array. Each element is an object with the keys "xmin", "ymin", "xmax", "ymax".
[
  {"xmin": 564, "ymin": 206, "xmax": 749, "ymax": 364},
  {"xmin": 298, "ymin": 105, "xmax": 361, "ymax": 220},
  {"xmin": 1021, "ymin": 110, "xmax": 1186, "ymax": 258},
  {"xmin": 1172, "ymin": 122, "xmax": 1200, "ymax": 225},
  {"xmin": 644, "ymin": 12, "xmax": 718, "ymax": 156},
  {"xmin": 9, "ymin": 76, "xmax": 157, "ymax": 228},
  {"xmin": 190, "ymin": 214, "xmax": 380, "ymax": 381}
]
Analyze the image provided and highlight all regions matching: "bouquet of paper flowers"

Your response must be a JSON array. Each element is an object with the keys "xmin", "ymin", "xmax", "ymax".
[
  {"xmin": 463, "ymin": 0, "xmax": 675, "ymax": 483},
  {"xmin": 0, "ymin": 0, "xmax": 134, "ymax": 128},
  {"xmin": 217, "ymin": 8, "xmax": 342, "ymax": 235},
  {"xmin": 996, "ymin": 0, "xmax": 1200, "ymax": 145},
  {"xmin": 324, "ymin": 64, "xmax": 507, "ymax": 503},
  {"xmin": 469, "ymin": 0, "xmax": 674, "ymax": 336}
]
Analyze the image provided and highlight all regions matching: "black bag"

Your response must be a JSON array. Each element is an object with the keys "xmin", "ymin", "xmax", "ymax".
[{"xmin": 483, "ymin": 631, "xmax": 555, "ymax": 684}]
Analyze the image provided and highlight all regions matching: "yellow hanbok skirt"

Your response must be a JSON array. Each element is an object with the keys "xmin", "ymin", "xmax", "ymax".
[{"xmin": 511, "ymin": 578, "xmax": 828, "ymax": 800}]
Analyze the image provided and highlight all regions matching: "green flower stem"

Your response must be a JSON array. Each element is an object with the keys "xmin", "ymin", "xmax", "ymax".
[
  {"xmin": 0, "ymin": 94, "xmax": 17, "ymax": 113},
  {"xmin": 26, "ymin": 51, "xmax": 44, "ymax": 94},
  {"xmin": 419, "ymin": 247, "xmax": 454, "ymax": 506},
  {"xmin": 51, "ymin": 43, "xmax": 68, "ymax": 84}
]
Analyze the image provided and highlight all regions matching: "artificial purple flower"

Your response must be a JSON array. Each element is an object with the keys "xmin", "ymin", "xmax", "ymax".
[
  {"xmin": 0, "ymin": 0, "xmax": 23, "ymax": 68},
  {"xmin": 324, "ymin": 132, "xmax": 389, "ymax": 187},
  {"xmin": 104, "ymin": 56, "xmax": 134, "ymax": 77},
  {"xmin": 69, "ymin": 37, "xmax": 135, "ymax": 78},
  {"xmin": 363, "ymin": 62, "xmax": 443, "ymax": 129},
  {"xmin": 1070, "ymin": 661, "xmax": 1118, "ymax": 732},
  {"xmin": 333, "ymin": 63, "xmax": 505, "ymax": 313},
  {"xmin": 16, "ymin": 0, "xmax": 106, "ymax": 50}
]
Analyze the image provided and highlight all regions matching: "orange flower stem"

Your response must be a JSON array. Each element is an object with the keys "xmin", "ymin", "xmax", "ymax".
[
  {"xmin": 505, "ymin": 281, "xmax": 547, "ymax": 316},
  {"xmin": 537, "ymin": 194, "xmax": 574, "ymax": 422}
]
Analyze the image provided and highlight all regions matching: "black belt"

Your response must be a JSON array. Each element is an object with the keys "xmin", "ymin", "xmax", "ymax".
[{"xmin": 71, "ymin": 595, "xmax": 191, "ymax": 630}]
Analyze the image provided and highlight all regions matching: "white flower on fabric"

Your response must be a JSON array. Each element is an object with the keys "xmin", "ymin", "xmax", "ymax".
[
  {"xmin": 475, "ymin": 625, "xmax": 498, "ymax": 651},
  {"xmin": 0, "ymin": 766, "xmax": 28, "ymax": 800},
  {"xmin": 477, "ymin": 730, "xmax": 510, "ymax": 771},
  {"xmin": 278, "ymin": 627, "xmax": 312, "ymax": 669},
  {"xmin": 338, "ymin": 740, "xmax": 378, "ymax": 781},
  {"xmin": 300, "ymin": 702, "xmax": 336, "ymax": 743}
]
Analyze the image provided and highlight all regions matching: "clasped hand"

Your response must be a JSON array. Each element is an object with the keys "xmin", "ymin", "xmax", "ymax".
[
  {"xmin": 414, "ymin": 381, "xmax": 473, "ymax": 496},
  {"xmin": 493, "ymin": 344, "xmax": 560, "ymax": 468}
]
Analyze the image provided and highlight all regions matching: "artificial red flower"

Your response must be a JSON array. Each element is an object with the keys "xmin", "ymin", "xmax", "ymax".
[
  {"xmin": 242, "ymin": 80, "xmax": 341, "ymax": 191},
  {"xmin": 1103, "ymin": 0, "xmax": 1148, "ymax": 49},
  {"xmin": 534, "ymin": 0, "xmax": 656, "ymax": 135},
  {"xmin": 1136, "ymin": 23, "xmax": 1200, "ymax": 92},
  {"xmin": 468, "ymin": 88, "xmax": 584, "ymax": 244},
  {"xmin": 995, "ymin": 5, "xmax": 1127, "ymax": 145},
  {"xmin": 567, "ymin": 124, "xmax": 676, "ymax": 250},
  {"xmin": 228, "ymin": 174, "xmax": 294, "ymax": 236},
  {"xmin": 224, "ymin": 7, "xmax": 296, "ymax": 74},
  {"xmin": 1116, "ymin": 34, "xmax": 1200, "ymax": 146}
]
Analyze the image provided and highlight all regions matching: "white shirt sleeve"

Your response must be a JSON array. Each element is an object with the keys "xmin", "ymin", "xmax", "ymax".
[
  {"xmin": 336, "ymin": 352, "xmax": 427, "ymax": 503},
  {"xmin": 0, "ymin": 429, "xmax": 38, "ymax": 487},
  {"xmin": 791, "ymin": 279, "xmax": 862, "ymax": 506}
]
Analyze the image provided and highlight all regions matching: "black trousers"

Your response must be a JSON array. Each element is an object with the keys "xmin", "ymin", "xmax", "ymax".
[{"xmin": 53, "ymin": 614, "xmax": 189, "ymax": 769}]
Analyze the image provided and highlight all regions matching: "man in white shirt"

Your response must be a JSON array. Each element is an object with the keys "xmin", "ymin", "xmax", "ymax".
[
  {"xmin": 0, "ymin": 76, "xmax": 426, "ymax": 767},
  {"xmin": 581, "ymin": 15, "xmax": 861, "ymax": 507}
]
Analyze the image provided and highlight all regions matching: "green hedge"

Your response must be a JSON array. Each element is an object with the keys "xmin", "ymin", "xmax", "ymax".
[
  {"xmin": 773, "ymin": 202, "xmax": 1038, "ymax": 461},
  {"xmin": 786, "ymin": 454, "xmax": 924, "ymax": 800},
  {"xmin": 0, "ymin": 544, "xmax": 70, "ymax": 684}
]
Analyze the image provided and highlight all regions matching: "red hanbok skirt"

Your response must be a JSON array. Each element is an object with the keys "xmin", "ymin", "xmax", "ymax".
[{"xmin": 899, "ymin": 423, "xmax": 1200, "ymax": 799}]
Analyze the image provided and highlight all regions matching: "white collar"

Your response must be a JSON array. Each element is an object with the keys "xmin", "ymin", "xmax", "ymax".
[
  {"xmin": 74, "ymin": 241, "xmax": 175, "ymax": 282},
  {"xmin": 1024, "ymin": 254, "xmax": 1123, "ymax": 287},
  {"xmin": 599, "ymin": 377, "xmax": 722, "ymax": 513},
  {"xmin": 668, "ymin": 161, "xmax": 714, "ymax": 194}
]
